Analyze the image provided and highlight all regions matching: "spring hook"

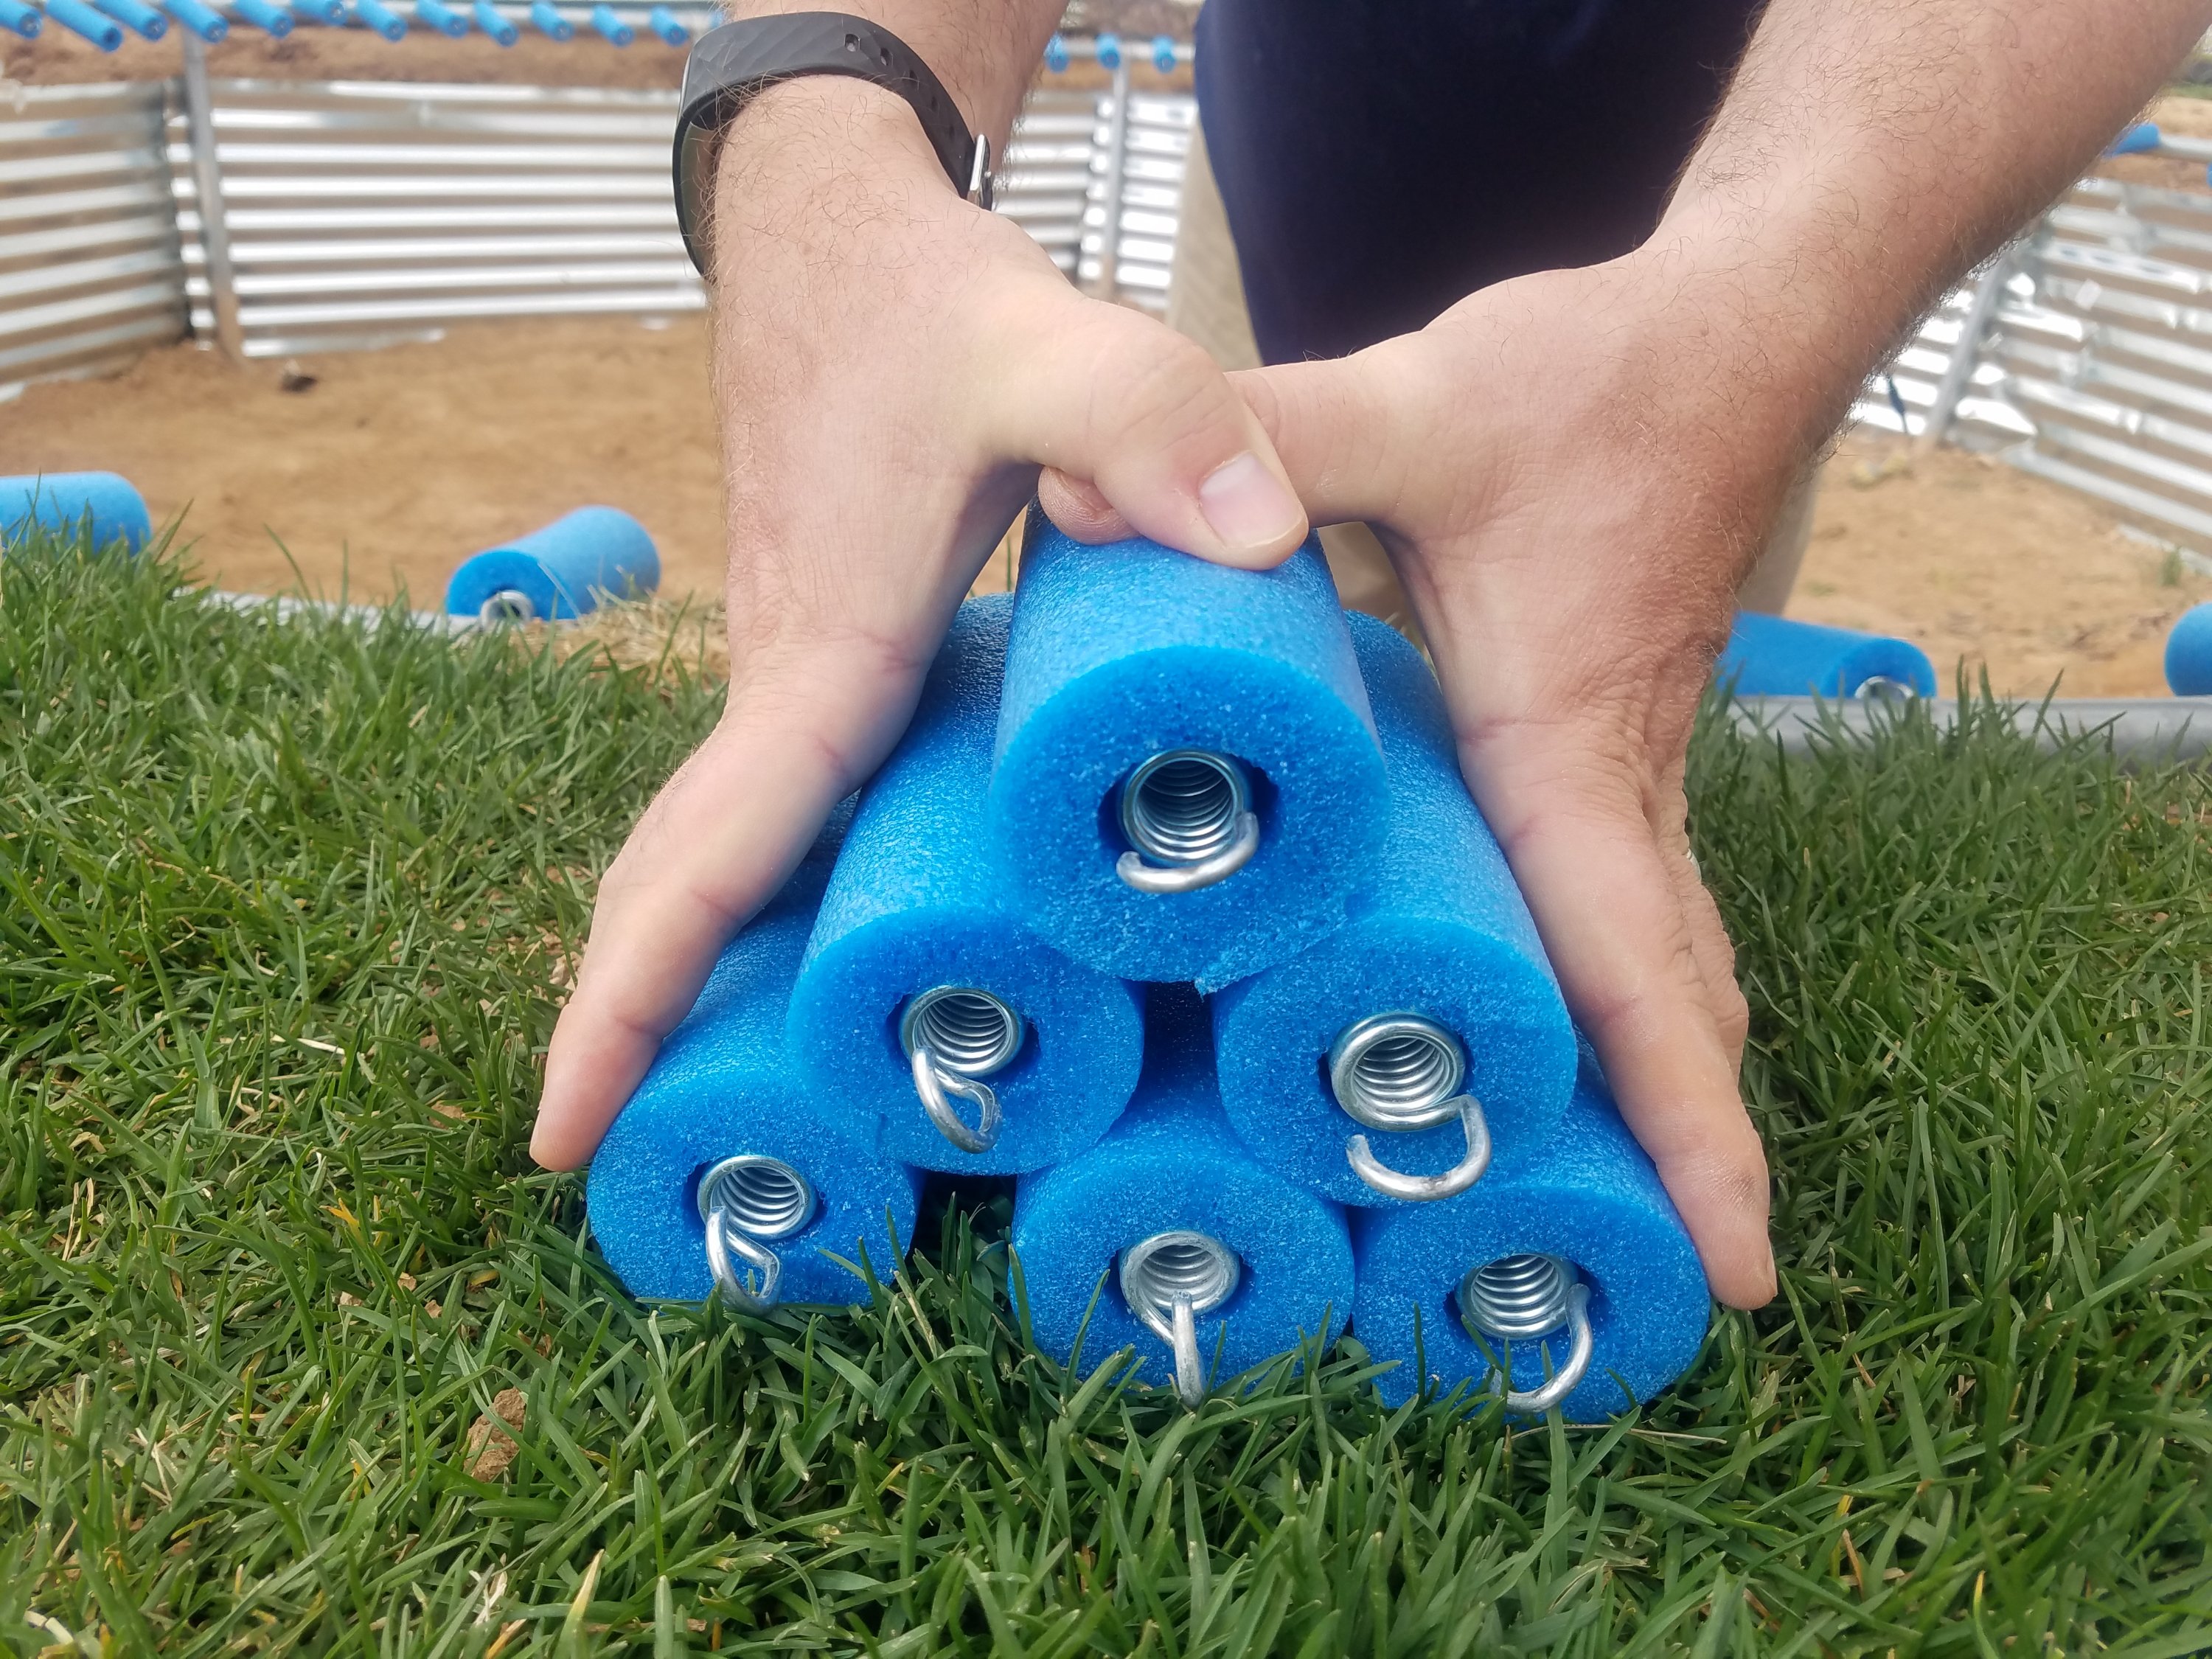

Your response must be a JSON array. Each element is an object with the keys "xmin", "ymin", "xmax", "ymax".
[
  {"xmin": 1456, "ymin": 1252, "xmax": 1595, "ymax": 1413},
  {"xmin": 476, "ymin": 589, "xmax": 536, "ymax": 625},
  {"xmin": 1115, "ymin": 748, "xmax": 1261, "ymax": 894},
  {"xmin": 696, "ymin": 1155, "xmax": 817, "ymax": 1311},
  {"xmin": 1118, "ymin": 1229, "xmax": 1241, "ymax": 1408},
  {"xmin": 1329, "ymin": 1013, "xmax": 1495, "ymax": 1202},
  {"xmin": 899, "ymin": 985, "xmax": 1025, "ymax": 1155}
]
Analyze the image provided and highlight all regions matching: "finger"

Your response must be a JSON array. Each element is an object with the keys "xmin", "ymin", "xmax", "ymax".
[
  {"xmin": 1231, "ymin": 346, "xmax": 1423, "ymax": 529},
  {"xmin": 984, "ymin": 294, "xmax": 1308, "ymax": 568},
  {"xmin": 529, "ymin": 639, "xmax": 924, "ymax": 1169},
  {"xmin": 1465, "ymin": 724, "xmax": 1776, "ymax": 1309},
  {"xmin": 1659, "ymin": 802, "xmax": 1751, "ymax": 1070},
  {"xmin": 1034, "ymin": 467, "xmax": 1130, "ymax": 544}
]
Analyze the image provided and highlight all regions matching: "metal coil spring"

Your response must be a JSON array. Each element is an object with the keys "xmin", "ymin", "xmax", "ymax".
[
  {"xmin": 1329, "ymin": 1014, "xmax": 1468, "ymax": 1133},
  {"xmin": 700, "ymin": 1155, "xmax": 815, "ymax": 1240},
  {"xmin": 1458, "ymin": 1252, "xmax": 1575, "ymax": 1340},
  {"xmin": 1119, "ymin": 1229, "xmax": 1242, "ymax": 1409},
  {"xmin": 900, "ymin": 985, "xmax": 1023, "ymax": 1078},
  {"xmin": 478, "ymin": 589, "xmax": 537, "ymax": 625},
  {"xmin": 1119, "ymin": 749, "xmax": 1252, "ymax": 866},
  {"xmin": 695, "ymin": 1154, "xmax": 818, "ymax": 1312}
]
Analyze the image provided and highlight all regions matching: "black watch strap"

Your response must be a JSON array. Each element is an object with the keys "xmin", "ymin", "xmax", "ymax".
[{"xmin": 674, "ymin": 13, "xmax": 990, "ymax": 276}]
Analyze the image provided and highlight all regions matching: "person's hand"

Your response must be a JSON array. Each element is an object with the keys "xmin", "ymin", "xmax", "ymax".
[
  {"xmin": 530, "ymin": 78, "xmax": 1308, "ymax": 1170},
  {"xmin": 1046, "ymin": 249, "xmax": 1801, "ymax": 1308}
]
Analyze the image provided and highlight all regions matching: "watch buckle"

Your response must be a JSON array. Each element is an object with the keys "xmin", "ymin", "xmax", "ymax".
[{"xmin": 967, "ymin": 133, "xmax": 995, "ymax": 211}]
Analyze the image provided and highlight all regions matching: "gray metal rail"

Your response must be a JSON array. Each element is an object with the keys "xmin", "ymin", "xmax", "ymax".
[{"xmin": 1733, "ymin": 695, "xmax": 2212, "ymax": 765}]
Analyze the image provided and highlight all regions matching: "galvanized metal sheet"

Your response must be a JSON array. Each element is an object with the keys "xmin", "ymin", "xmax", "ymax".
[{"xmin": 0, "ymin": 80, "xmax": 185, "ymax": 392}]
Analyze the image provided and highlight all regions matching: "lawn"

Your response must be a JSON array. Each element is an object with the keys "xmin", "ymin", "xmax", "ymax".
[{"xmin": 3, "ymin": 535, "xmax": 2211, "ymax": 1655}]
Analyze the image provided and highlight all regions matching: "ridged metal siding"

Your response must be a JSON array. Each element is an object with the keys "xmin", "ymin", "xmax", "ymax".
[
  {"xmin": 0, "ymin": 80, "xmax": 187, "ymax": 392},
  {"xmin": 167, "ymin": 77, "xmax": 1194, "ymax": 359},
  {"xmin": 167, "ymin": 78, "xmax": 697, "ymax": 358},
  {"xmin": 1856, "ymin": 142, "xmax": 2212, "ymax": 566}
]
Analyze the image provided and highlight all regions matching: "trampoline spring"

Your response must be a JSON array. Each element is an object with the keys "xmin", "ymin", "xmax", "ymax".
[
  {"xmin": 697, "ymin": 1154, "xmax": 817, "ymax": 1312},
  {"xmin": 1115, "ymin": 748, "xmax": 1260, "ymax": 894},
  {"xmin": 1330, "ymin": 1014, "xmax": 1493, "ymax": 1202},
  {"xmin": 1456, "ymin": 1251, "xmax": 1594, "ymax": 1413},
  {"xmin": 477, "ymin": 588, "xmax": 537, "ymax": 625},
  {"xmin": 1118, "ymin": 1228, "xmax": 1241, "ymax": 1409},
  {"xmin": 900, "ymin": 985, "xmax": 1023, "ymax": 1154}
]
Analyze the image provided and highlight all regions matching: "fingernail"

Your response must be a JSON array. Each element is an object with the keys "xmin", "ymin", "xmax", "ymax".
[{"xmin": 1197, "ymin": 453, "xmax": 1303, "ymax": 554}]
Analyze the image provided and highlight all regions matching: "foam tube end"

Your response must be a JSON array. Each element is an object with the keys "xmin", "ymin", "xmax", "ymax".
[
  {"xmin": 1719, "ymin": 611, "xmax": 1937, "ymax": 699},
  {"xmin": 990, "ymin": 521, "xmax": 1388, "ymax": 989},
  {"xmin": 444, "ymin": 505, "xmax": 658, "ymax": 621},
  {"xmin": 790, "ymin": 597, "xmax": 1145, "ymax": 1174},
  {"xmin": 1012, "ymin": 987, "xmax": 1354, "ymax": 1389},
  {"xmin": 0, "ymin": 471, "xmax": 150, "ymax": 554},
  {"xmin": 1352, "ymin": 1065, "xmax": 1711, "ymax": 1421},
  {"xmin": 1214, "ymin": 613, "xmax": 1576, "ymax": 1203},
  {"xmin": 2165, "ymin": 602, "xmax": 2212, "ymax": 696},
  {"xmin": 588, "ymin": 869, "xmax": 919, "ymax": 1307}
]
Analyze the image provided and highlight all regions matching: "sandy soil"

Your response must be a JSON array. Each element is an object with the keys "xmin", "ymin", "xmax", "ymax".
[
  {"xmin": 0, "ymin": 317, "xmax": 727, "ymax": 607},
  {"xmin": 1792, "ymin": 437, "xmax": 2211, "ymax": 698},
  {"xmin": 4, "ymin": 318, "xmax": 2205, "ymax": 695}
]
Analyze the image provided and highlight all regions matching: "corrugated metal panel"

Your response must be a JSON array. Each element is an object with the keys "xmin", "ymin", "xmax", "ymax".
[
  {"xmin": 0, "ymin": 81, "xmax": 187, "ymax": 393},
  {"xmin": 1857, "ymin": 148, "xmax": 2212, "ymax": 566},
  {"xmin": 995, "ymin": 85, "xmax": 1195, "ymax": 306},
  {"xmin": 167, "ymin": 77, "xmax": 1188, "ymax": 360},
  {"xmin": 168, "ymin": 78, "xmax": 698, "ymax": 358}
]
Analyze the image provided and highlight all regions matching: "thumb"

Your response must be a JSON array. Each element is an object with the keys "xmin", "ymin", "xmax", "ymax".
[
  {"xmin": 1231, "ymin": 349, "xmax": 1421, "ymax": 529},
  {"xmin": 529, "ymin": 641, "xmax": 922, "ymax": 1170},
  {"xmin": 987, "ymin": 294, "xmax": 1309, "ymax": 568}
]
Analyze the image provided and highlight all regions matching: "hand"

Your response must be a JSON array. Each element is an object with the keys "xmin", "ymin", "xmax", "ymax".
[
  {"xmin": 529, "ymin": 78, "xmax": 1308, "ymax": 1171},
  {"xmin": 1045, "ymin": 248, "xmax": 1795, "ymax": 1308}
]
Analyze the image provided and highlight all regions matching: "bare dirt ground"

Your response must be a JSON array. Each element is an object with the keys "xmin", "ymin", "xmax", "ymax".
[{"xmin": 4, "ymin": 316, "xmax": 2205, "ymax": 695}]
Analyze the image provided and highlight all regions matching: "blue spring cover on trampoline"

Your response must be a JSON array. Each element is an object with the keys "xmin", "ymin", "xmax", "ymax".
[
  {"xmin": 989, "ymin": 518, "xmax": 1389, "ymax": 990},
  {"xmin": 1719, "ymin": 611, "xmax": 1936, "ymax": 698},
  {"xmin": 787, "ymin": 597, "xmax": 1146, "ymax": 1174},
  {"xmin": 587, "ymin": 847, "xmax": 919, "ymax": 1305},
  {"xmin": 2166, "ymin": 602, "xmax": 2212, "ymax": 696},
  {"xmin": 1, "ymin": 471, "xmax": 150, "ymax": 554},
  {"xmin": 1351, "ymin": 1058, "xmax": 1711, "ymax": 1422},
  {"xmin": 1212, "ymin": 612, "xmax": 1576, "ymax": 1205},
  {"xmin": 1012, "ymin": 986, "xmax": 1354, "ymax": 1388},
  {"xmin": 445, "ymin": 505, "xmax": 660, "ymax": 621}
]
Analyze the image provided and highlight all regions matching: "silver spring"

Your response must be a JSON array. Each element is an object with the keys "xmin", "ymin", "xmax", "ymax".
[
  {"xmin": 899, "ymin": 985, "xmax": 1024, "ymax": 1078},
  {"xmin": 695, "ymin": 1155, "xmax": 817, "ymax": 1311},
  {"xmin": 1119, "ymin": 749, "xmax": 1253, "ymax": 866},
  {"xmin": 1455, "ymin": 1252, "xmax": 1595, "ymax": 1414},
  {"xmin": 697, "ymin": 1155, "xmax": 815, "ymax": 1240},
  {"xmin": 1118, "ymin": 1229, "xmax": 1242, "ymax": 1409},
  {"xmin": 1857, "ymin": 674, "xmax": 1916, "ymax": 700},
  {"xmin": 1458, "ymin": 1252, "xmax": 1576, "ymax": 1340},
  {"xmin": 1329, "ymin": 1013, "xmax": 1469, "ymax": 1133},
  {"xmin": 477, "ymin": 589, "xmax": 537, "ymax": 625}
]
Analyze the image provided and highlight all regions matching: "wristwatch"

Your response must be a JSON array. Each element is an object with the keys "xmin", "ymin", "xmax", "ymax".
[{"xmin": 673, "ymin": 11, "xmax": 994, "ymax": 276}]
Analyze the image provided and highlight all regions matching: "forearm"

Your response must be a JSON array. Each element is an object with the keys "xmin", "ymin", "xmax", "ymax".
[
  {"xmin": 713, "ymin": 0, "xmax": 1062, "ymax": 154},
  {"xmin": 1649, "ymin": 0, "xmax": 2211, "ymax": 451}
]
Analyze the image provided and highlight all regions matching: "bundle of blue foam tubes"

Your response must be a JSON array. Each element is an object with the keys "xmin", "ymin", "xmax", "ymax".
[{"xmin": 588, "ymin": 519, "xmax": 1728, "ymax": 1421}]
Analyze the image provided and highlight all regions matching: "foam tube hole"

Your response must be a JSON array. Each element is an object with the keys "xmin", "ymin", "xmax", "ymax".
[{"xmin": 1116, "ymin": 749, "xmax": 1258, "ymax": 866}]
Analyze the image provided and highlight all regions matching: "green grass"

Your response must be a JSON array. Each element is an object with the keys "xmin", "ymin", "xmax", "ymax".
[{"xmin": 4, "ymin": 534, "xmax": 2211, "ymax": 1656}]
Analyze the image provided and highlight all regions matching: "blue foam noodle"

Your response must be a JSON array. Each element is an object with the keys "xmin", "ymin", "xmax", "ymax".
[
  {"xmin": 1212, "ymin": 614, "xmax": 1576, "ymax": 1204},
  {"xmin": 1352, "ymin": 1065, "xmax": 1711, "ymax": 1421},
  {"xmin": 788, "ymin": 597, "xmax": 1144, "ymax": 1174},
  {"xmin": 586, "ymin": 853, "xmax": 919, "ymax": 1306},
  {"xmin": 990, "ymin": 520, "xmax": 1389, "ymax": 989},
  {"xmin": 1012, "ymin": 987, "xmax": 1354, "ymax": 1387},
  {"xmin": 1719, "ymin": 611, "xmax": 1937, "ymax": 698},
  {"xmin": 444, "ymin": 505, "xmax": 659, "ymax": 621},
  {"xmin": 1, "ymin": 471, "xmax": 150, "ymax": 554},
  {"xmin": 2166, "ymin": 602, "xmax": 2212, "ymax": 696}
]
